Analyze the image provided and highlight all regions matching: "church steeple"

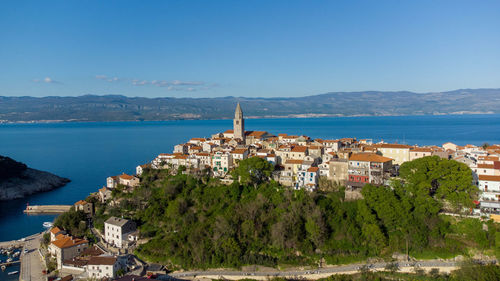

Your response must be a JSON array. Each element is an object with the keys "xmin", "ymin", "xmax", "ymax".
[{"xmin": 233, "ymin": 102, "xmax": 245, "ymax": 140}]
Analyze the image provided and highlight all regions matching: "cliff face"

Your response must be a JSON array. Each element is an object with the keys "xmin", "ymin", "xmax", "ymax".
[{"xmin": 0, "ymin": 156, "xmax": 70, "ymax": 201}]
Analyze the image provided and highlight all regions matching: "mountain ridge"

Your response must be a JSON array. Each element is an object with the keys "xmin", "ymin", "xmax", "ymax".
[{"xmin": 1, "ymin": 88, "xmax": 499, "ymax": 123}]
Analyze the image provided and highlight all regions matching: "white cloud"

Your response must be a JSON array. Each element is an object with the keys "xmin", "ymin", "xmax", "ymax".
[{"xmin": 33, "ymin": 77, "xmax": 61, "ymax": 84}]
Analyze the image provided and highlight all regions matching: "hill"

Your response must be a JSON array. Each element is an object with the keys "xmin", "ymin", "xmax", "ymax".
[
  {"xmin": 1, "ymin": 88, "xmax": 499, "ymax": 123},
  {"xmin": 0, "ymin": 155, "xmax": 70, "ymax": 200}
]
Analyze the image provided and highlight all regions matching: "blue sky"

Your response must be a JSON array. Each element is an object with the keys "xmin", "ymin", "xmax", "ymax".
[{"xmin": 1, "ymin": 0, "xmax": 499, "ymax": 98}]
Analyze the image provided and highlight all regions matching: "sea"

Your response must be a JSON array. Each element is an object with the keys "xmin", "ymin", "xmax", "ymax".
[{"xmin": 1, "ymin": 114, "xmax": 500, "ymax": 246}]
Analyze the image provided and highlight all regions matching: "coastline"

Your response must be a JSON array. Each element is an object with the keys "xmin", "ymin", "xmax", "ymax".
[{"xmin": 0, "ymin": 111, "xmax": 497, "ymax": 125}]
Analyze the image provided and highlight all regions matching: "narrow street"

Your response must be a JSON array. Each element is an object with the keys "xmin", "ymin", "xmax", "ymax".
[{"xmin": 19, "ymin": 233, "xmax": 46, "ymax": 281}]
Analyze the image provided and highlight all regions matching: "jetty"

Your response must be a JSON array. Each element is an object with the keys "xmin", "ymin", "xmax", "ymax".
[
  {"xmin": 24, "ymin": 205, "xmax": 71, "ymax": 214},
  {"xmin": 0, "ymin": 260, "xmax": 20, "ymax": 267}
]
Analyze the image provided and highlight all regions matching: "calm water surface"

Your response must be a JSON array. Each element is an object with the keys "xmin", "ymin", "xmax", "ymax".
[{"xmin": 1, "ymin": 115, "xmax": 500, "ymax": 242}]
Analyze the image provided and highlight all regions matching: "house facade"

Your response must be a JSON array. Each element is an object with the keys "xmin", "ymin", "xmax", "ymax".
[
  {"xmin": 104, "ymin": 217, "xmax": 137, "ymax": 248},
  {"xmin": 85, "ymin": 256, "xmax": 121, "ymax": 279}
]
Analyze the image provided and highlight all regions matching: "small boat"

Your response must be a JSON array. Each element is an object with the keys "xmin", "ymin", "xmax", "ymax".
[
  {"xmin": 8, "ymin": 270, "xmax": 19, "ymax": 275},
  {"xmin": 1, "ymin": 265, "xmax": 6, "ymax": 271},
  {"xmin": 6, "ymin": 258, "xmax": 13, "ymax": 263},
  {"xmin": 43, "ymin": 222, "xmax": 53, "ymax": 228}
]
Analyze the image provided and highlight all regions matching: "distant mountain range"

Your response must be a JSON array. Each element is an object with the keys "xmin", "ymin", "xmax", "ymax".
[{"xmin": 1, "ymin": 88, "xmax": 499, "ymax": 123}]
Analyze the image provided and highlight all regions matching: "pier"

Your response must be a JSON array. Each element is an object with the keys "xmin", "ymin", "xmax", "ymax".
[
  {"xmin": 24, "ymin": 205, "xmax": 71, "ymax": 214},
  {"xmin": 0, "ymin": 260, "xmax": 20, "ymax": 267}
]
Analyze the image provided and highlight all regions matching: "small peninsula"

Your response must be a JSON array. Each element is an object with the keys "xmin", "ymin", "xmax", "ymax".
[{"xmin": 0, "ymin": 155, "xmax": 70, "ymax": 200}]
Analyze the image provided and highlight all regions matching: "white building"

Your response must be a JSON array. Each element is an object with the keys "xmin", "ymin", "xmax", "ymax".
[
  {"xmin": 136, "ymin": 164, "xmax": 150, "ymax": 176},
  {"xmin": 479, "ymin": 175, "xmax": 500, "ymax": 201},
  {"xmin": 104, "ymin": 217, "xmax": 137, "ymax": 248},
  {"xmin": 479, "ymin": 175, "xmax": 500, "ymax": 214},
  {"xmin": 212, "ymin": 151, "xmax": 232, "ymax": 176},
  {"xmin": 106, "ymin": 174, "xmax": 140, "ymax": 189},
  {"xmin": 86, "ymin": 256, "xmax": 121, "ymax": 279}
]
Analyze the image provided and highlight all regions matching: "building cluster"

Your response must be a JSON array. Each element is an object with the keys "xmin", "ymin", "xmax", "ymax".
[
  {"xmin": 442, "ymin": 142, "xmax": 500, "ymax": 215},
  {"xmin": 48, "ymin": 227, "xmax": 126, "ymax": 279},
  {"xmin": 141, "ymin": 103, "xmax": 454, "ymax": 192}
]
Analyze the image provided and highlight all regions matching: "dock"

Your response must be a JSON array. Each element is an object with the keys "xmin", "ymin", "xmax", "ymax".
[
  {"xmin": 0, "ymin": 260, "xmax": 20, "ymax": 267},
  {"xmin": 23, "ymin": 205, "xmax": 71, "ymax": 214}
]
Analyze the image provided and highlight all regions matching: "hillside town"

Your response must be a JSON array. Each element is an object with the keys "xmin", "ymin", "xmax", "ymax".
[
  {"xmin": 142, "ymin": 103, "xmax": 500, "ymax": 213},
  {"xmin": 39, "ymin": 103, "xmax": 500, "ymax": 280}
]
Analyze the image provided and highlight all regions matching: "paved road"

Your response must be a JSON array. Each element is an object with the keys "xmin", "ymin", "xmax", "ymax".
[
  {"xmin": 169, "ymin": 260, "xmax": 460, "ymax": 279},
  {"xmin": 20, "ymin": 233, "xmax": 46, "ymax": 281}
]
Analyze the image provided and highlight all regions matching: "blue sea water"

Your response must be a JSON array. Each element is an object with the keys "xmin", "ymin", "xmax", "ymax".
[
  {"xmin": 0, "ymin": 253, "xmax": 20, "ymax": 281},
  {"xmin": 1, "ymin": 114, "xmax": 500, "ymax": 242}
]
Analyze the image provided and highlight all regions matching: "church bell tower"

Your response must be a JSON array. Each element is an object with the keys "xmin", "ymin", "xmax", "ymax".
[{"xmin": 233, "ymin": 102, "xmax": 244, "ymax": 140}]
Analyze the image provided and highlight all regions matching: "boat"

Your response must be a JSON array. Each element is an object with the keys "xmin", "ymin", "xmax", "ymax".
[
  {"xmin": 43, "ymin": 222, "xmax": 53, "ymax": 228},
  {"xmin": 1, "ymin": 265, "xmax": 6, "ymax": 271},
  {"xmin": 8, "ymin": 270, "xmax": 19, "ymax": 275}
]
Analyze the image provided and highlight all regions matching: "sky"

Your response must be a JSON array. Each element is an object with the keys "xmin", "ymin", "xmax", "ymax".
[{"xmin": 0, "ymin": 0, "xmax": 499, "ymax": 98}]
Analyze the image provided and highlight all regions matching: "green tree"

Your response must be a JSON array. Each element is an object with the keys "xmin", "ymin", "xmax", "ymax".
[
  {"xmin": 398, "ymin": 156, "xmax": 478, "ymax": 211},
  {"xmin": 231, "ymin": 157, "xmax": 274, "ymax": 186}
]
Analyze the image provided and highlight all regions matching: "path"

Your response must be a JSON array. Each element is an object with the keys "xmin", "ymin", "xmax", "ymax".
[{"xmin": 169, "ymin": 260, "xmax": 460, "ymax": 280}]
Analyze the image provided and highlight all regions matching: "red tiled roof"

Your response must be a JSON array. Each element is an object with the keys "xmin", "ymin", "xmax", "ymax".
[
  {"xmin": 74, "ymin": 200, "xmax": 87, "ymax": 206},
  {"xmin": 479, "ymin": 156, "xmax": 499, "ymax": 161},
  {"xmin": 50, "ymin": 226, "xmax": 63, "ymax": 234},
  {"xmin": 477, "ymin": 164, "xmax": 495, "ymax": 169},
  {"xmin": 87, "ymin": 256, "xmax": 117, "ymax": 266},
  {"xmin": 349, "ymin": 153, "xmax": 393, "ymax": 163},
  {"xmin": 231, "ymin": 148, "xmax": 248, "ymax": 154},
  {"xmin": 410, "ymin": 147, "xmax": 433, "ymax": 152},
  {"xmin": 246, "ymin": 131, "xmax": 268, "ymax": 137},
  {"xmin": 51, "ymin": 235, "xmax": 88, "ymax": 249},
  {"xmin": 375, "ymin": 143, "xmax": 412, "ymax": 149},
  {"xmin": 285, "ymin": 159, "xmax": 303, "ymax": 164},
  {"xmin": 119, "ymin": 173, "xmax": 135, "ymax": 180},
  {"xmin": 307, "ymin": 167, "xmax": 319, "ymax": 172},
  {"xmin": 291, "ymin": 146, "xmax": 307, "ymax": 153},
  {"xmin": 478, "ymin": 175, "xmax": 500, "ymax": 182}
]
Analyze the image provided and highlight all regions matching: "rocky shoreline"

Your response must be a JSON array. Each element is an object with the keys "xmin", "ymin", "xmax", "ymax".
[{"xmin": 0, "ymin": 167, "xmax": 70, "ymax": 201}]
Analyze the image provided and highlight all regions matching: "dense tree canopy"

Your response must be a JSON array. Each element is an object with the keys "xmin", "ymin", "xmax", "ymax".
[
  {"xmin": 54, "ymin": 207, "xmax": 87, "ymax": 237},
  {"xmin": 231, "ymin": 157, "xmax": 274, "ymax": 185},
  {"xmin": 93, "ymin": 156, "xmax": 493, "ymax": 270},
  {"xmin": 398, "ymin": 156, "xmax": 478, "ymax": 211}
]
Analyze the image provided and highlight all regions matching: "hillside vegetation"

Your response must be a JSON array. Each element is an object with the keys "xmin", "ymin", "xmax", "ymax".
[{"xmin": 91, "ymin": 156, "xmax": 499, "ymax": 270}]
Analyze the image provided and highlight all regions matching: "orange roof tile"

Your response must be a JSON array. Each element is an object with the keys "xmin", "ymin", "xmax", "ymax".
[
  {"xmin": 291, "ymin": 146, "xmax": 307, "ymax": 153},
  {"xmin": 307, "ymin": 167, "xmax": 319, "ymax": 172},
  {"xmin": 285, "ymin": 159, "xmax": 303, "ymax": 164},
  {"xmin": 246, "ymin": 131, "xmax": 268, "ymax": 137},
  {"xmin": 410, "ymin": 147, "xmax": 433, "ymax": 152},
  {"xmin": 478, "ymin": 175, "xmax": 500, "ymax": 182},
  {"xmin": 231, "ymin": 148, "xmax": 248, "ymax": 154},
  {"xmin": 477, "ymin": 164, "xmax": 495, "ymax": 169},
  {"xmin": 375, "ymin": 143, "xmax": 412, "ymax": 149},
  {"xmin": 119, "ymin": 173, "xmax": 135, "ymax": 180},
  {"xmin": 50, "ymin": 226, "xmax": 63, "ymax": 234},
  {"xmin": 349, "ymin": 153, "xmax": 393, "ymax": 163},
  {"xmin": 74, "ymin": 200, "xmax": 87, "ymax": 206},
  {"xmin": 51, "ymin": 235, "xmax": 88, "ymax": 249}
]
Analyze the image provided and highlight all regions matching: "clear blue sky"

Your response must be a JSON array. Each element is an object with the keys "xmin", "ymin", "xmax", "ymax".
[{"xmin": 1, "ymin": 0, "xmax": 499, "ymax": 98}]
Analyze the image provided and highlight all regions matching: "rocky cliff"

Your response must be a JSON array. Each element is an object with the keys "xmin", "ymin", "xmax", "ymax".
[{"xmin": 0, "ymin": 156, "xmax": 70, "ymax": 200}]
